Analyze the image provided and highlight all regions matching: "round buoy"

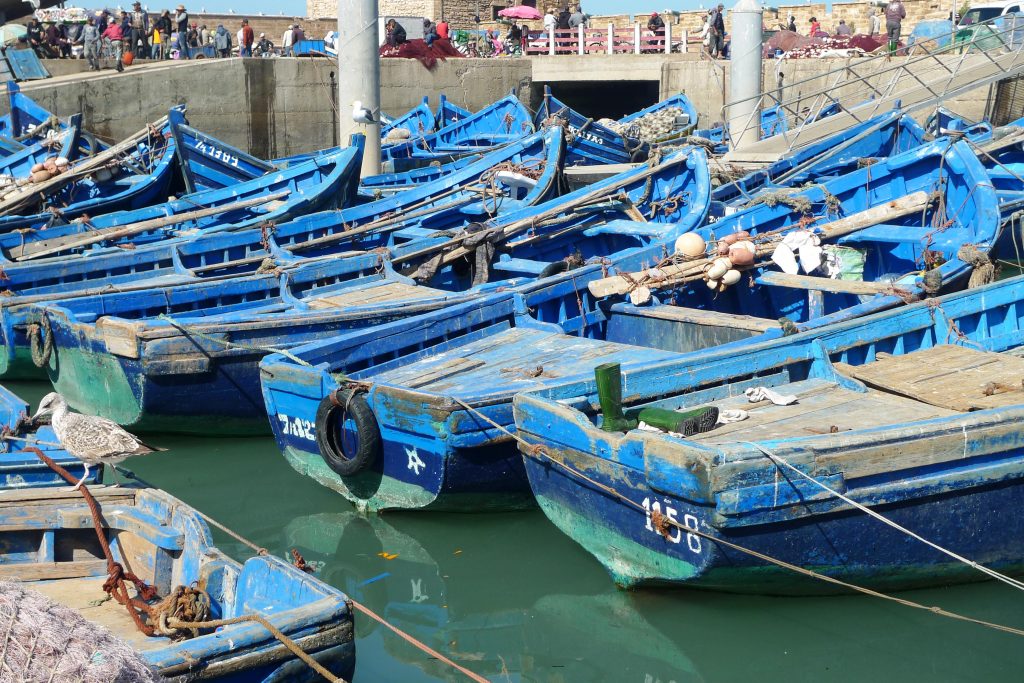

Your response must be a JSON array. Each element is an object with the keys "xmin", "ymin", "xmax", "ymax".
[
  {"xmin": 674, "ymin": 233, "xmax": 706, "ymax": 258},
  {"xmin": 122, "ymin": 52, "xmax": 135, "ymax": 67}
]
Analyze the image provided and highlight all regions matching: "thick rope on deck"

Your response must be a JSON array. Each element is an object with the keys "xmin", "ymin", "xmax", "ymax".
[
  {"xmin": 958, "ymin": 244, "xmax": 997, "ymax": 289},
  {"xmin": 0, "ymin": 580, "xmax": 159, "ymax": 682}
]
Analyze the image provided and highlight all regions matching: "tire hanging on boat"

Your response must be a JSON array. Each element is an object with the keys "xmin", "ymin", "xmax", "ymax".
[
  {"xmin": 28, "ymin": 315, "xmax": 52, "ymax": 368},
  {"xmin": 315, "ymin": 387, "xmax": 381, "ymax": 477}
]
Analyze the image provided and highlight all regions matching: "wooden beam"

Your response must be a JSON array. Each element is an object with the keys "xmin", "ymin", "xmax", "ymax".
[{"xmin": 755, "ymin": 271, "xmax": 901, "ymax": 295}]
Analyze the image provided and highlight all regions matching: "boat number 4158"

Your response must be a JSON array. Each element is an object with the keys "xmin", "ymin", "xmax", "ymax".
[{"xmin": 642, "ymin": 497, "xmax": 701, "ymax": 553}]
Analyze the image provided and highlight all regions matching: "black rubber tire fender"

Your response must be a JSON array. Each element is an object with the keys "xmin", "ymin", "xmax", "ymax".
[
  {"xmin": 315, "ymin": 387, "xmax": 381, "ymax": 477},
  {"xmin": 538, "ymin": 259, "xmax": 569, "ymax": 279}
]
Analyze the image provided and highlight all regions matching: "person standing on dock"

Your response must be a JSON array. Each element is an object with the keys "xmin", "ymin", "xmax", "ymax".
[
  {"xmin": 130, "ymin": 1, "xmax": 150, "ymax": 59},
  {"xmin": 708, "ymin": 3, "xmax": 725, "ymax": 58},
  {"xmin": 282, "ymin": 24, "xmax": 295, "ymax": 55},
  {"xmin": 240, "ymin": 19, "xmax": 254, "ymax": 57},
  {"xmin": 154, "ymin": 10, "xmax": 172, "ymax": 59},
  {"xmin": 102, "ymin": 19, "xmax": 125, "ymax": 71},
  {"xmin": 885, "ymin": 0, "xmax": 905, "ymax": 55},
  {"xmin": 174, "ymin": 4, "xmax": 189, "ymax": 58},
  {"xmin": 82, "ymin": 16, "xmax": 101, "ymax": 70},
  {"xmin": 214, "ymin": 24, "xmax": 231, "ymax": 58}
]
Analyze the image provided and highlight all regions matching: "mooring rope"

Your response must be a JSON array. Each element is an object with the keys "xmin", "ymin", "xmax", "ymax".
[
  {"xmin": 156, "ymin": 313, "xmax": 313, "ymax": 367},
  {"xmin": 446, "ymin": 397, "xmax": 1024, "ymax": 638},
  {"xmin": 182, "ymin": 502, "xmax": 490, "ymax": 683},
  {"xmin": 744, "ymin": 441, "xmax": 1024, "ymax": 592}
]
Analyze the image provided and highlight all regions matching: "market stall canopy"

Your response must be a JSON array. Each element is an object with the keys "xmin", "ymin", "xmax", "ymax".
[{"xmin": 498, "ymin": 5, "xmax": 542, "ymax": 20}]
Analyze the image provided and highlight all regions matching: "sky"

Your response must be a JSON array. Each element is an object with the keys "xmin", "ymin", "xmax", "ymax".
[{"xmin": 129, "ymin": 0, "xmax": 726, "ymax": 17}]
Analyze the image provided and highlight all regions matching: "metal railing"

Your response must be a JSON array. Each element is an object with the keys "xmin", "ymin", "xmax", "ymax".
[
  {"xmin": 522, "ymin": 23, "xmax": 699, "ymax": 56},
  {"xmin": 728, "ymin": 15, "xmax": 1024, "ymax": 157}
]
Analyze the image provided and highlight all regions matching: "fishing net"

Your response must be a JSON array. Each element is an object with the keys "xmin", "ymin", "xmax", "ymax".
[
  {"xmin": 379, "ymin": 38, "xmax": 463, "ymax": 70},
  {"xmin": 602, "ymin": 108, "xmax": 688, "ymax": 143},
  {"xmin": 0, "ymin": 579, "xmax": 159, "ymax": 682}
]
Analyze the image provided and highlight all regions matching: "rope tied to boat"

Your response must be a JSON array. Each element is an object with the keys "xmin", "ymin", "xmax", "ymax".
[
  {"xmin": 156, "ymin": 313, "xmax": 313, "ymax": 367},
  {"xmin": 151, "ymin": 584, "xmax": 211, "ymax": 639},
  {"xmin": 27, "ymin": 312, "xmax": 53, "ymax": 368},
  {"xmin": 443, "ymin": 397, "xmax": 1024, "ymax": 638},
  {"xmin": 958, "ymin": 244, "xmax": 997, "ymax": 289},
  {"xmin": 254, "ymin": 257, "xmax": 284, "ymax": 275}
]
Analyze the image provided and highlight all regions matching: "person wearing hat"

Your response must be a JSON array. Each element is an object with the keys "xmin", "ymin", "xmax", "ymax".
[
  {"xmin": 130, "ymin": 0, "xmax": 150, "ymax": 58},
  {"xmin": 281, "ymin": 23, "xmax": 295, "ymax": 56},
  {"xmin": 174, "ymin": 4, "xmax": 189, "ymax": 58},
  {"xmin": 255, "ymin": 31, "xmax": 273, "ymax": 57}
]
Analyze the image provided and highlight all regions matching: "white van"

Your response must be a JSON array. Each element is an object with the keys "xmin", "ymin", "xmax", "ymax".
[{"xmin": 959, "ymin": 1, "xmax": 1023, "ymax": 26}]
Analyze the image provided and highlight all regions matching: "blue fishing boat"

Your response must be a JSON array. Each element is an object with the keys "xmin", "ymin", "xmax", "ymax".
[
  {"xmin": 534, "ymin": 86, "xmax": 644, "ymax": 166},
  {"xmin": 36, "ymin": 145, "xmax": 706, "ymax": 435},
  {"xmin": 0, "ymin": 143, "xmax": 362, "ymax": 262},
  {"xmin": 382, "ymin": 93, "xmax": 533, "ymax": 170},
  {"xmin": 169, "ymin": 108, "xmax": 280, "ymax": 193},
  {"xmin": 514, "ymin": 273, "xmax": 1024, "ymax": 593},
  {"xmin": 380, "ymin": 96, "xmax": 436, "ymax": 143},
  {"xmin": 0, "ymin": 113, "xmax": 91, "ymax": 180},
  {"xmin": 0, "ymin": 82, "xmax": 66, "ymax": 143},
  {"xmin": 436, "ymin": 94, "xmax": 470, "ymax": 128},
  {"xmin": 255, "ymin": 135, "xmax": 999, "ymax": 512},
  {"xmin": 712, "ymin": 109, "xmax": 927, "ymax": 208},
  {"xmin": 0, "ymin": 120, "xmax": 181, "ymax": 234},
  {"xmin": 619, "ymin": 92, "xmax": 699, "ymax": 138},
  {"xmin": 0, "ymin": 484, "xmax": 355, "ymax": 678},
  {"xmin": 0, "ymin": 384, "xmax": 97, "ymax": 488},
  {"xmin": 0, "ymin": 128, "xmax": 565, "ymax": 381}
]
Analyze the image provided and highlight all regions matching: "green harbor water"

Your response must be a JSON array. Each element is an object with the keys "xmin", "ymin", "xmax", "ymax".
[{"xmin": 10, "ymin": 379, "xmax": 1024, "ymax": 682}]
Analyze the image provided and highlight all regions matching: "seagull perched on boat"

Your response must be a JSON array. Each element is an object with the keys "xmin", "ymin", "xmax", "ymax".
[
  {"xmin": 32, "ymin": 393, "xmax": 165, "ymax": 490},
  {"xmin": 352, "ymin": 101, "xmax": 377, "ymax": 125}
]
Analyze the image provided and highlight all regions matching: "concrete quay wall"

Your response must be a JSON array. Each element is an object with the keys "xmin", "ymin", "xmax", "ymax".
[{"xmin": 14, "ymin": 54, "xmax": 990, "ymax": 158}]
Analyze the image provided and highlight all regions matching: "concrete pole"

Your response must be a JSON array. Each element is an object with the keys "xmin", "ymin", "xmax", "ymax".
[
  {"xmin": 727, "ymin": 0, "xmax": 763, "ymax": 151},
  {"xmin": 337, "ymin": 0, "xmax": 381, "ymax": 176}
]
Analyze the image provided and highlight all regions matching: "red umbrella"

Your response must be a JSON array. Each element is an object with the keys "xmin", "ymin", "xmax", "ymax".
[{"xmin": 498, "ymin": 5, "xmax": 542, "ymax": 20}]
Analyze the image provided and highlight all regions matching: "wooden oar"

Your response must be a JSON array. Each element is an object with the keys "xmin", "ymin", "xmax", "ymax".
[
  {"xmin": 588, "ymin": 190, "xmax": 932, "ymax": 297},
  {"xmin": 14, "ymin": 190, "xmax": 290, "ymax": 261},
  {"xmin": 390, "ymin": 154, "xmax": 690, "ymax": 269},
  {"xmin": 0, "ymin": 116, "xmax": 170, "ymax": 215}
]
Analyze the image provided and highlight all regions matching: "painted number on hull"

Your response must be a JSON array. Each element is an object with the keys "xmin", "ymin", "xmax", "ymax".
[
  {"xmin": 277, "ymin": 414, "xmax": 315, "ymax": 441},
  {"xmin": 192, "ymin": 140, "xmax": 240, "ymax": 168},
  {"xmin": 642, "ymin": 497, "xmax": 701, "ymax": 554}
]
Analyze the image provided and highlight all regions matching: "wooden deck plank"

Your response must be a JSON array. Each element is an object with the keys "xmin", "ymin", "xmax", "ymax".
[
  {"xmin": 32, "ymin": 576, "xmax": 167, "ymax": 651},
  {"xmin": 306, "ymin": 282, "xmax": 448, "ymax": 310}
]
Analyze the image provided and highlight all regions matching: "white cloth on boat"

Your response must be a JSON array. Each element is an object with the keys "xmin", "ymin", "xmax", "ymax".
[
  {"xmin": 716, "ymin": 408, "xmax": 749, "ymax": 424},
  {"xmin": 771, "ymin": 230, "xmax": 823, "ymax": 275},
  {"xmin": 745, "ymin": 386, "xmax": 798, "ymax": 405}
]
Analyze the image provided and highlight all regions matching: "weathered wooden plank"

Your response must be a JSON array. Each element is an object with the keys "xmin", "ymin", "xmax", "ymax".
[
  {"xmin": 833, "ymin": 361, "xmax": 981, "ymax": 412},
  {"xmin": 622, "ymin": 305, "xmax": 780, "ymax": 332},
  {"xmin": 755, "ymin": 271, "xmax": 896, "ymax": 295},
  {"xmin": 0, "ymin": 559, "xmax": 108, "ymax": 580}
]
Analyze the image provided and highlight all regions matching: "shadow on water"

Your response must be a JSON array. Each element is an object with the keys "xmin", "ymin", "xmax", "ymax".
[{"xmin": 8, "ymin": 379, "xmax": 1024, "ymax": 682}]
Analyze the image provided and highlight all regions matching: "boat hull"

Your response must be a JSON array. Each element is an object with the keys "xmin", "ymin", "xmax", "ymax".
[{"xmin": 521, "ymin": 429, "xmax": 1024, "ymax": 594}]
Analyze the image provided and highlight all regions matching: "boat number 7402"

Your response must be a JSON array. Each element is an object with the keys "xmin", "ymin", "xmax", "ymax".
[
  {"xmin": 642, "ymin": 497, "xmax": 701, "ymax": 554},
  {"xmin": 277, "ymin": 414, "xmax": 315, "ymax": 441}
]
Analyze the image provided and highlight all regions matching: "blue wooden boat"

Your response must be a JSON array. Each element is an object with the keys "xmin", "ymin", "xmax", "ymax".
[
  {"xmin": 0, "ymin": 144, "xmax": 363, "ymax": 262},
  {"xmin": 359, "ymin": 152, "xmax": 483, "ymax": 197},
  {"xmin": 0, "ymin": 484, "xmax": 355, "ymax": 678},
  {"xmin": 168, "ymin": 108, "xmax": 280, "ymax": 193},
  {"xmin": 712, "ymin": 109, "xmax": 927, "ymax": 208},
  {"xmin": 0, "ymin": 128, "xmax": 565, "ymax": 381},
  {"xmin": 380, "ymin": 96, "xmax": 436, "ymax": 143},
  {"xmin": 514, "ymin": 273, "xmax": 1024, "ymax": 593},
  {"xmin": 381, "ymin": 93, "xmax": 533, "ymax": 170},
  {"xmin": 0, "ymin": 114, "xmax": 91, "ymax": 180},
  {"xmin": 0, "ymin": 384, "xmax": 97, "ymax": 488},
  {"xmin": 534, "ymin": 86, "xmax": 643, "ymax": 166},
  {"xmin": 255, "ymin": 135, "xmax": 999, "ymax": 512},
  {"xmin": 35, "ymin": 145, "xmax": 707, "ymax": 435},
  {"xmin": 436, "ymin": 94, "xmax": 470, "ymax": 128},
  {"xmin": 0, "ymin": 82, "xmax": 65, "ymax": 143}
]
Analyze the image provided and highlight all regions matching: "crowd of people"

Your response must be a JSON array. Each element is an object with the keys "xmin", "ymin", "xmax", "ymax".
[{"xmin": 21, "ymin": 4, "xmax": 313, "ymax": 66}]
